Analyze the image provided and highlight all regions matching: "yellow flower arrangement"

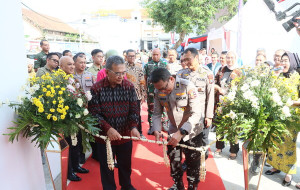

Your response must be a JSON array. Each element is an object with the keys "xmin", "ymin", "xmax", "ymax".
[{"xmin": 3, "ymin": 69, "xmax": 99, "ymax": 149}]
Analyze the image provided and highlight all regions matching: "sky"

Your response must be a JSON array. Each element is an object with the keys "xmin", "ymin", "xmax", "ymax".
[{"xmin": 21, "ymin": 0, "xmax": 143, "ymax": 22}]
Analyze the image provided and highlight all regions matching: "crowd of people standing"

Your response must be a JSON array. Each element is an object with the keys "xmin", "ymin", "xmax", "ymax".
[{"xmin": 30, "ymin": 38, "xmax": 300, "ymax": 190}]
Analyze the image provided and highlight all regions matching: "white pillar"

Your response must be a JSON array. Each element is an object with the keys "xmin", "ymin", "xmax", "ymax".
[{"xmin": 0, "ymin": 1, "xmax": 46, "ymax": 190}]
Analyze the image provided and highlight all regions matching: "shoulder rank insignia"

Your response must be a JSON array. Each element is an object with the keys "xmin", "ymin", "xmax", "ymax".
[
  {"xmin": 180, "ymin": 78, "xmax": 189, "ymax": 86},
  {"xmin": 176, "ymin": 92, "xmax": 186, "ymax": 96}
]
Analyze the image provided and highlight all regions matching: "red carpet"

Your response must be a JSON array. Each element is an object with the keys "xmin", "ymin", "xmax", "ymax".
[{"xmin": 68, "ymin": 104, "xmax": 225, "ymax": 190}]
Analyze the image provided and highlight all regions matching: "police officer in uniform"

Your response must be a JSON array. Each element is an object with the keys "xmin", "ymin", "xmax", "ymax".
[
  {"xmin": 179, "ymin": 48, "xmax": 215, "ymax": 157},
  {"xmin": 73, "ymin": 52, "xmax": 96, "ymax": 164},
  {"xmin": 151, "ymin": 68, "xmax": 202, "ymax": 190},
  {"xmin": 73, "ymin": 52, "xmax": 95, "ymax": 92},
  {"xmin": 144, "ymin": 48, "xmax": 168, "ymax": 134}
]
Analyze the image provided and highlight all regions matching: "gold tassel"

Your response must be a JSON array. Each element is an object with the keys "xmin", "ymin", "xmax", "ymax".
[
  {"xmin": 162, "ymin": 138, "xmax": 170, "ymax": 167},
  {"xmin": 200, "ymin": 149, "xmax": 206, "ymax": 182},
  {"xmin": 106, "ymin": 138, "xmax": 114, "ymax": 170}
]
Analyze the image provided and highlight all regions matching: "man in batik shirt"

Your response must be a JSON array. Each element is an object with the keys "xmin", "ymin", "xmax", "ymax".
[{"xmin": 125, "ymin": 49, "xmax": 146, "ymax": 138}]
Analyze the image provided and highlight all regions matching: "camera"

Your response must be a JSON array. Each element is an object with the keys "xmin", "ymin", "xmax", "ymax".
[
  {"xmin": 264, "ymin": 0, "xmax": 300, "ymax": 32},
  {"xmin": 282, "ymin": 11, "xmax": 300, "ymax": 32}
]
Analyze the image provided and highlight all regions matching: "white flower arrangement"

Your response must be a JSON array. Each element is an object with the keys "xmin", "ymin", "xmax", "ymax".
[
  {"xmin": 77, "ymin": 98, "xmax": 83, "ymax": 107},
  {"xmin": 83, "ymin": 108, "xmax": 89, "ymax": 116},
  {"xmin": 216, "ymin": 65, "xmax": 300, "ymax": 152},
  {"xmin": 85, "ymin": 91, "xmax": 93, "ymax": 101}
]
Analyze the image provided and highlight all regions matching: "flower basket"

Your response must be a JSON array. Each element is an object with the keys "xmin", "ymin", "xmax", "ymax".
[
  {"xmin": 215, "ymin": 65, "xmax": 300, "ymax": 189},
  {"xmin": 2, "ymin": 69, "xmax": 100, "ymax": 151}
]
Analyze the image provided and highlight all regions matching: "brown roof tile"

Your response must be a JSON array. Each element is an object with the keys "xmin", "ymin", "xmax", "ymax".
[{"xmin": 22, "ymin": 8, "xmax": 78, "ymax": 34}]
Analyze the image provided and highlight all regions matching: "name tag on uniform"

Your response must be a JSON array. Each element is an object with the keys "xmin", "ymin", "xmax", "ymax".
[
  {"xmin": 176, "ymin": 96, "xmax": 187, "ymax": 100},
  {"xmin": 196, "ymin": 78, "xmax": 205, "ymax": 82},
  {"xmin": 176, "ymin": 92, "xmax": 186, "ymax": 96},
  {"xmin": 159, "ymin": 93, "xmax": 166, "ymax": 97},
  {"xmin": 86, "ymin": 79, "xmax": 93, "ymax": 87}
]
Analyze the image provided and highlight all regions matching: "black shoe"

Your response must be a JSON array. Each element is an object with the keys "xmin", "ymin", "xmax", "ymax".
[
  {"xmin": 265, "ymin": 169, "xmax": 281, "ymax": 175},
  {"xmin": 282, "ymin": 176, "xmax": 292, "ymax": 187},
  {"xmin": 68, "ymin": 172, "xmax": 81, "ymax": 181},
  {"xmin": 182, "ymin": 161, "xmax": 187, "ymax": 172},
  {"xmin": 169, "ymin": 180, "xmax": 184, "ymax": 190},
  {"xmin": 74, "ymin": 166, "xmax": 89, "ymax": 173},
  {"xmin": 188, "ymin": 183, "xmax": 198, "ymax": 190},
  {"xmin": 250, "ymin": 162, "xmax": 261, "ymax": 175}
]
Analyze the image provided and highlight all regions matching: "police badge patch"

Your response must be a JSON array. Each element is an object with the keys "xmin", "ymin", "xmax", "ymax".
[
  {"xmin": 208, "ymin": 74, "xmax": 214, "ymax": 84},
  {"xmin": 188, "ymin": 89, "xmax": 197, "ymax": 99}
]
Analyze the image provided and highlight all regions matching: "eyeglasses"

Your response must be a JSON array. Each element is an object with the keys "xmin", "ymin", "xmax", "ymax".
[
  {"xmin": 51, "ymin": 59, "xmax": 59, "ymax": 64},
  {"xmin": 280, "ymin": 59, "xmax": 289, "ymax": 64},
  {"xmin": 108, "ymin": 69, "xmax": 127, "ymax": 76},
  {"xmin": 158, "ymin": 80, "xmax": 169, "ymax": 91}
]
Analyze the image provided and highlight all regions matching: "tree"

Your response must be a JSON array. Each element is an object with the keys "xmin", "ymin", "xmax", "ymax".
[{"xmin": 142, "ymin": 0, "xmax": 247, "ymax": 49}]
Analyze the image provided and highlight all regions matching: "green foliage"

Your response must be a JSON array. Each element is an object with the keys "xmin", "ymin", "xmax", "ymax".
[
  {"xmin": 218, "ymin": 0, "xmax": 248, "ymax": 22},
  {"xmin": 215, "ymin": 65, "xmax": 300, "ymax": 152},
  {"xmin": 65, "ymin": 33, "xmax": 79, "ymax": 42},
  {"xmin": 142, "ymin": 0, "xmax": 217, "ymax": 34},
  {"xmin": 142, "ymin": 0, "xmax": 248, "ymax": 48},
  {"xmin": 3, "ymin": 70, "xmax": 100, "ymax": 150}
]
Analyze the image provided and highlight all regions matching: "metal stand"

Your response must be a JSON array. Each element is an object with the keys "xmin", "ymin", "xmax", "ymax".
[{"xmin": 242, "ymin": 140, "xmax": 266, "ymax": 190}]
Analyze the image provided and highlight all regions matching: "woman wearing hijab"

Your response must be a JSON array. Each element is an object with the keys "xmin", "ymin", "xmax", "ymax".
[
  {"xmin": 265, "ymin": 52, "xmax": 300, "ymax": 187},
  {"xmin": 214, "ymin": 51, "xmax": 243, "ymax": 160}
]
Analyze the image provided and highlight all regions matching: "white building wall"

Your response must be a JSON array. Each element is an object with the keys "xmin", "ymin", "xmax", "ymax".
[{"xmin": 0, "ymin": 1, "xmax": 46, "ymax": 190}]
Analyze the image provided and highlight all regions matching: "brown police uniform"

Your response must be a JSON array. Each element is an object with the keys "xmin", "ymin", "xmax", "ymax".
[
  {"xmin": 73, "ymin": 71, "xmax": 95, "ymax": 164},
  {"xmin": 181, "ymin": 66, "xmax": 215, "ymax": 160},
  {"xmin": 152, "ymin": 77, "xmax": 203, "ymax": 188},
  {"xmin": 74, "ymin": 71, "xmax": 95, "ymax": 92}
]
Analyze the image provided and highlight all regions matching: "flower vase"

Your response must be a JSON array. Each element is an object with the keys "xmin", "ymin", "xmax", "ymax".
[{"xmin": 242, "ymin": 140, "xmax": 266, "ymax": 190}]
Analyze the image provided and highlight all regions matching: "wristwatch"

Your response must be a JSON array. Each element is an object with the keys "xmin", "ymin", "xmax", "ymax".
[{"xmin": 179, "ymin": 128, "xmax": 188, "ymax": 136}]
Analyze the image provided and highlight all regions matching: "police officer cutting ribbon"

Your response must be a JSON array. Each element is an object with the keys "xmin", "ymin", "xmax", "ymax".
[{"xmin": 150, "ymin": 67, "xmax": 203, "ymax": 190}]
